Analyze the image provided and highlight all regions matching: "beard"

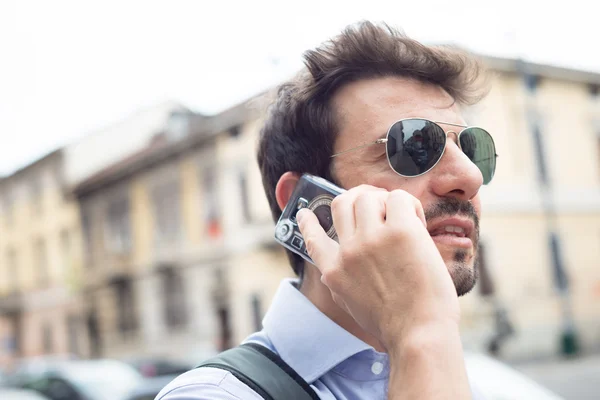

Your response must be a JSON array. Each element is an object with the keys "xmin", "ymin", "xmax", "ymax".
[{"xmin": 424, "ymin": 198, "xmax": 480, "ymax": 297}]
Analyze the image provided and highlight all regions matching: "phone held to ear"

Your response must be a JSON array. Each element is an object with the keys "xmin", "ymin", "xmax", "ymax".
[{"xmin": 274, "ymin": 174, "xmax": 345, "ymax": 264}]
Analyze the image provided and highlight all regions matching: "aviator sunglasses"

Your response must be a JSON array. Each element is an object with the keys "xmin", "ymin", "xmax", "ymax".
[{"xmin": 331, "ymin": 118, "xmax": 498, "ymax": 184}]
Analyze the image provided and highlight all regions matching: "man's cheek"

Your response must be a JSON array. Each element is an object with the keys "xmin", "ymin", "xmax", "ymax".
[{"xmin": 472, "ymin": 195, "xmax": 482, "ymax": 218}]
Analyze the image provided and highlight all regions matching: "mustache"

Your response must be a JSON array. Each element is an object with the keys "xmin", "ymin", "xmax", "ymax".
[{"xmin": 424, "ymin": 197, "xmax": 479, "ymax": 237}]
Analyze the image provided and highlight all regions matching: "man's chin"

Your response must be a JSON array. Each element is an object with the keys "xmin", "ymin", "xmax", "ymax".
[
  {"xmin": 437, "ymin": 247, "xmax": 478, "ymax": 297},
  {"xmin": 447, "ymin": 260, "xmax": 477, "ymax": 296}
]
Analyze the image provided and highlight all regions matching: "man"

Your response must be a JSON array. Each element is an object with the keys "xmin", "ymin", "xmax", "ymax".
[{"xmin": 157, "ymin": 21, "xmax": 494, "ymax": 399}]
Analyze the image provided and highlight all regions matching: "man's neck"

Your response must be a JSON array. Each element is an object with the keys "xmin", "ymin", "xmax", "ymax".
[{"xmin": 299, "ymin": 268, "xmax": 387, "ymax": 353}]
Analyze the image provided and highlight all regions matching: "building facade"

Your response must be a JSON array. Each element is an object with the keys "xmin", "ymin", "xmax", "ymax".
[
  {"xmin": 2, "ymin": 57, "xmax": 600, "ymax": 366},
  {"xmin": 73, "ymin": 101, "xmax": 292, "ymax": 364},
  {"xmin": 0, "ymin": 151, "xmax": 86, "ymax": 367},
  {"xmin": 0, "ymin": 102, "xmax": 188, "ymax": 369},
  {"xmin": 458, "ymin": 57, "xmax": 600, "ymax": 360}
]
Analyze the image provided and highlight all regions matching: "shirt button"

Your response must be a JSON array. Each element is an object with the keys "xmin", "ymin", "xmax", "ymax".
[{"xmin": 371, "ymin": 361, "xmax": 384, "ymax": 375}]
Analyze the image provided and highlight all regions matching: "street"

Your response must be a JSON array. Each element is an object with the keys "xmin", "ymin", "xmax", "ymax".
[{"xmin": 513, "ymin": 353, "xmax": 600, "ymax": 400}]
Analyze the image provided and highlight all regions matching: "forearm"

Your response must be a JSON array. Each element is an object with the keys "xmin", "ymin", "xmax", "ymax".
[{"xmin": 387, "ymin": 323, "xmax": 472, "ymax": 400}]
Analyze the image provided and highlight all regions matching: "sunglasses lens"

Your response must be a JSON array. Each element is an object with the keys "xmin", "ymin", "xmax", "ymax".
[
  {"xmin": 386, "ymin": 119, "xmax": 446, "ymax": 176},
  {"xmin": 459, "ymin": 127, "xmax": 496, "ymax": 184}
]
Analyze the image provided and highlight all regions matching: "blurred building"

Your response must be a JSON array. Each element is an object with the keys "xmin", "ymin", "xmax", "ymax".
[
  {"xmin": 0, "ymin": 102, "xmax": 189, "ymax": 369},
  {"xmin": 0, "ymin": 150, "xmax": 86, "ymax": 367},
  {"xmin": 63, "ymin": 101, "xmax": 189, "ymax": 187},
  {"xmin": 2, "ymin": 56, "xmax": 600, "ymax": 367},
  {"xmin": 72, "ymin": 99, "xmax": 292, "ymax": 364},
  {"xmin": 459, "ymin": 57, "xmax": 600, "ymax": 360}
]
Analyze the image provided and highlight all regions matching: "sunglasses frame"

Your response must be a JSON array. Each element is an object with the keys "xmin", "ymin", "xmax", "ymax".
[{"xmin": 331, "ymin": 117, "xmax": 498, "ymax": 183}]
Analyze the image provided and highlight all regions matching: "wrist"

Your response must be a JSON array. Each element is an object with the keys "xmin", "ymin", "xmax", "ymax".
[{"xmin": 388, "ymin": 320, "xmax": 462, "ymax": 362}]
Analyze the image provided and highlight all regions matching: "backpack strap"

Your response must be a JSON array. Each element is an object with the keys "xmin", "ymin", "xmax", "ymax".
[{"xmin": 196, "ymin": 342, "xmax": 320, "ymax": 400}]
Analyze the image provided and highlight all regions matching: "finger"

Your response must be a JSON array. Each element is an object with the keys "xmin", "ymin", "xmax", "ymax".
[
  {"xmin": 296, "ymin": 208, "xmax": 339, "ymax": 272},
  {"xmin": 354, "ymin": 191, "xmax": 387, "ymax": 235},
  {"xmin": 414, "ymin": 199, "xmax": 426, "ymax": 228},
  {"xmin": 332, "ymin": 185, "xmax": 386, "ymax": 241},
  {"xmin": 385, "ymin": 190, "xmax": 425, "ymax": 228},
  {"xmin": 331, "ymin": 194, "xmax": 355, "ymax": 240}
]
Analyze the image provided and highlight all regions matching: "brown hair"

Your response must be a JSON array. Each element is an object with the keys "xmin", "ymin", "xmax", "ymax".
[{"xmin": 257, "ymin": 21, "xmax": 489, "ymax": 277}]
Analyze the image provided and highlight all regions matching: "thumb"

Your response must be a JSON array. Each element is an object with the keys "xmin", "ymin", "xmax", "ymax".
[{"xmin": 296, "ymin": 208, "xmax": 339, "ymax": 272}]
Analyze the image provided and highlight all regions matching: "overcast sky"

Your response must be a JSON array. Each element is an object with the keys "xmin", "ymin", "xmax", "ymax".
[{"xmin": 0, "ymin": 0, "xmax": 597, "ymax": 175}]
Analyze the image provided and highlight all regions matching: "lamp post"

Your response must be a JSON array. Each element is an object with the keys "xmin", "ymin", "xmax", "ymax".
[{"xmin": 517, "ymin": 59, "xmax": 580, "ymax": 356}]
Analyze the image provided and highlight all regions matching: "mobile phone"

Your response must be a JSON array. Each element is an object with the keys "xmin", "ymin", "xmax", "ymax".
[{"xmin": 274, "ymin": 174, "xmax": 345, "ymax": 264}]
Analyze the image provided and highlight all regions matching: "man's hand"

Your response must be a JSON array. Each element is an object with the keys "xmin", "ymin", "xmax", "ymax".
[
  {"xmin": 296, "ymin": 185, "xmax": 472, "ymax": 399},
  {"xmin": 296, "ymin": 184, "xmax": 459, "ymax": 349}
]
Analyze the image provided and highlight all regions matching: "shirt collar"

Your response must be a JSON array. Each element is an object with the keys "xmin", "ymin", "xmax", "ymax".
[{"xmin": 261, "ymin": 278, "xmax": 372, "ymax": 383}]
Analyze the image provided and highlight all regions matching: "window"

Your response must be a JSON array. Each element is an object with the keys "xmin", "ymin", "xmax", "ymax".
[
  {"xmin": 160, "ymin": 267, "xmax": 187, "ymax": 329},
  {"xmin": 153, "ymin": 181, "xmax": 180, "ymax": 243},
  {"xmin": 35, "ymin": 238, "xmax": 49, "ymax": 287},
  {"xmin": 239, "ymin": 171, "xmax": 251, "ymax": 223},
  {"xmin": 86, "ymin": 308, "xmax": 101, "ymax": 357},
  {"xmin": 42, "ymin": 322, "xmax": 53, "ymax": 353},
  {"xmin": 213, "ymin": 268, "xmax": 231, "ymax": 351},
  {"xmin": 229, "ymin": 125, "xmax": 241, "ymax": 138},
  {"xmin": 3, "ymin": 191, "xmax": 14, "ymax": 227},
  {"xmin": 81, "ymin": 210, "xmax": 93, "ymax": 264},
  {"xmin": 202, "ymin": 166, "xmax": 221, "ymax": 238},
  {"xmin": 105, "ymin": 197, "xmax": 131, "ymax": 253},
  {"xmin": 217, "ymin": 306, "xmax": 232, "ymax": 351},
  {"xmin": 7, "ymin": 248, "xmax": 18, "ymax": 293},
  {"xmin": 524, "ymin": 73, "xmax": 539, "ymax": 93},
  {"xmin": 589, "ymin": 83, "xmax": 600, "ymax": 98},
  {"xmin": 114, "ymin": 278, "xmax": 137, "ymax": 336},
  {"xmin": 30, "ymin": 177, "xmax": 43, "ymax": 216},
  {"xmin": 61, "ymin": 229, "xmax": 71, "ymax": 265},
  {"xmin": 477, "ymin": 243, "xmax": 495, "ymax": 297},
  {"xmin": 9, "ymin": 312, "xmax": 22, "ymax": 356},
  {"xmin": 251, "ymin": 293, "xmax": 262, "ymax": 331},
  {"xmin": 67, "ymin": 315, "xmax": 79, "ymax": 356}
]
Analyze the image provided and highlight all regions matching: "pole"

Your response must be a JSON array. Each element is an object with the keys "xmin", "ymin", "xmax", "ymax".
[{"xmin": 517, "ymin": 59, "xmax": 580, "ymax": 356}]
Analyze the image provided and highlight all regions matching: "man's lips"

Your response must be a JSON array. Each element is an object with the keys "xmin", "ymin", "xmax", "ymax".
[{"xmin": 427, "ymin": 217, "xmax": 475, "ymax": 249}]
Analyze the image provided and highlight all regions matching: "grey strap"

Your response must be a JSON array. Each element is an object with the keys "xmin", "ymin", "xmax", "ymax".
[{"xmin": 197, "ymin": 343, "xmax": 319, "ymax": 400}]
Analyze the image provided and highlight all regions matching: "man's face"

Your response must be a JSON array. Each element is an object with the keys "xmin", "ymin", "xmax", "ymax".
[{"xmin": 330, "ymin": 77, "xmax": 484, "ymax": 296}]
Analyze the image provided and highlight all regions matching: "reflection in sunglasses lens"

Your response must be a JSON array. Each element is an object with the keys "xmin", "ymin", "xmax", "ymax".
[
  {"xmin": 460, "ymin": 127, "xmax": 496, "ymax": 184},
  {"xmin": 386, "ymin": 119, "xmax": 446, "ymax": 176}
]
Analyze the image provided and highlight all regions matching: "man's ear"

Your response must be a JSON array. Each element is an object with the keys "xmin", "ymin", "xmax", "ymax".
[{"xmin": 275, "ymin": 172, "xmax": 301, "ymax": 212}]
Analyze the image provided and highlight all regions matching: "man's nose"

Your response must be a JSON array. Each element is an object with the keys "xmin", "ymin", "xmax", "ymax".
[{"xmin": 429, "ymin": 135, "xmax": 483, "ymax": 201}]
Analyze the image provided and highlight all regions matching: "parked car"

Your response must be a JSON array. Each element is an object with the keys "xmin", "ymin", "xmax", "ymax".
[
  {"xmin": 124, "ymin": 374, "xmax": 179, "ymax": 400},
  {"xmin": 0, "ymin": 368, "xmax": 8, "ymax": 387},
  {"xmin": 13, "ymin": 359, "xmax": 143, "ymax": 400},
  {"xmin": 0, "ymin": 388, "xmax": 50, "ymax": 400},
  {"xmin": 122, "ymin": 358, "xmax": 192, "ymax": 378},
  {"xmin": 464, "ymin": 352, "xmax": 564, "ymax": 400}
]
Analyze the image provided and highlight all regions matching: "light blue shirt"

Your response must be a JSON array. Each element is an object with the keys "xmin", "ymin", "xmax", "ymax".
[{"xmin": 156, "ymin": 278, "xmax": 485, "ymax": 399}]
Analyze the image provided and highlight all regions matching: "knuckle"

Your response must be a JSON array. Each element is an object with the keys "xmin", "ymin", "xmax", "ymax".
[
  {"xmin": 355, "ymin": 191, "xmax": 370, "ymax": 204},
  {"xmin": 354, "ymin": 184, "xmax": 373, "ymax": 192},
  {"xmin": 387, "ymin": 189, "xmax": 422, "ymax": 210},
  {"xmin": 385, "ymin": 222, "xmax": 411, "ymax": 239},
  {"xmin": 331, "ymin": 195, "xmax": 344, "ymax": 211},
  {"xmin": 388, "ymin": 188, "xmax": 410, "ymax": 201},
  {"xmin": 321, "ymin": 268, "xmax": 341, "ymax": 289},
  {"xmin": 349, "ymin": 184, "xmax": 381, "ymax": 196},
  {"xmin": 339, "ymin": 246, "xmax": 359, "ymax": 265}
]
